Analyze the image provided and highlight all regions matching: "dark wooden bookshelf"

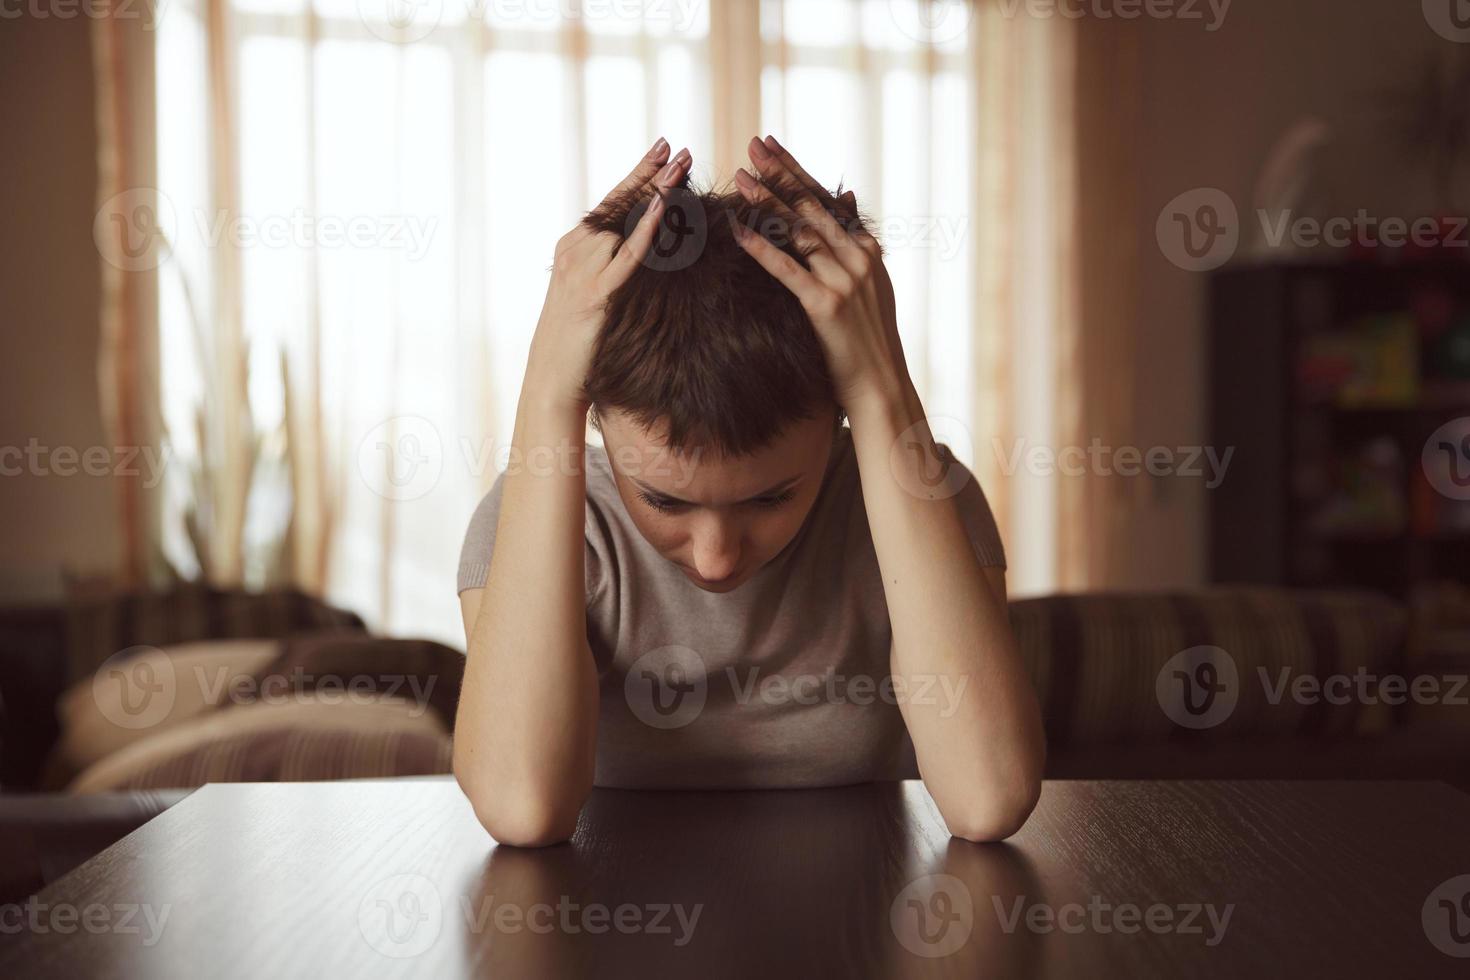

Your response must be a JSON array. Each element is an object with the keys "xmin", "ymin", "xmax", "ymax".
[{"xmin": 1208, "ymin": 259, "xmax": 1470, "ymax": 596}]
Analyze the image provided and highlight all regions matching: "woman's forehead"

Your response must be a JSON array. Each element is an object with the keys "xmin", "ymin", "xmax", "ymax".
[{"xmin": 601, "ymin": 410, "xmax": 832, "ymax": 499}]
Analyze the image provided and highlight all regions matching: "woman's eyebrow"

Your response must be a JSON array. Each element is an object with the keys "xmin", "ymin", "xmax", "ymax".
[{"xmin": 631, "ymin": 474, "xmax": 801, "ymax": 505}]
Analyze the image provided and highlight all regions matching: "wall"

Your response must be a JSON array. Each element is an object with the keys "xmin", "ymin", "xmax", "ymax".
[{"xmin": 0, "ymin": 14, "xmax": 118, "ymax": 602}]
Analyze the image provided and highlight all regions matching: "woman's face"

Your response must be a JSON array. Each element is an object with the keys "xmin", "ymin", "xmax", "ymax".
[{"xmin": 597, "ymin": 408, "xmax": 838, "ymax": 593}]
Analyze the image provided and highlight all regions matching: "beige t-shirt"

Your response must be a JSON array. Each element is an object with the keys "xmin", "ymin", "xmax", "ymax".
[{"xmin": 457, "ymin": 424, "xmax": 1006, "ymax": 789}]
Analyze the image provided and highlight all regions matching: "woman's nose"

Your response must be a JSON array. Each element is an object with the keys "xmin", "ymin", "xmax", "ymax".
[{"xmin": 690, "ymin": 519, "xmax": 741, "ymax": 581}]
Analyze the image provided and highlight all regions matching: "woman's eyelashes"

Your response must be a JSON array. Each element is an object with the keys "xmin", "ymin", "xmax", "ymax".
[
  {"xmin": 637, "ymin": 489, "xmax": 683, "ymax": 514},
  {"xmin": 752, "ymin": 489, "xmax": 797, "ymax": 509},
  {"xmin": 637, "ymin": 488, "xmax": 797, "ymax": 513}
]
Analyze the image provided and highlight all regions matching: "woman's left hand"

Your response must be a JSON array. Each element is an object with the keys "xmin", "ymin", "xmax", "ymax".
[{"xmin": 731, "ymin": 135, "xmax": 911, "ymax": 412}]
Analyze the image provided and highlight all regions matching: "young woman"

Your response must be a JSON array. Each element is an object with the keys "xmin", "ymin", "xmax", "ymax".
[{"xmin": 454, "ymin": 136, "xmax": 1044, "ymax": 846}]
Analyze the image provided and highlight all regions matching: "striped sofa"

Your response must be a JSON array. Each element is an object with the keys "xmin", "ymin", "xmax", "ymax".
[
  {"xmin": 3, "ymin": 583, "xmax": 1466, "ymax": 792},
  {"xmin": 1017, "ymin": 587, "xmax": 1470, "ymax": 785}
]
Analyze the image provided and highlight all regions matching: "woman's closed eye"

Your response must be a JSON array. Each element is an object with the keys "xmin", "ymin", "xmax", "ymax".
[
  {"xmin": 637, "ymin": 489, "xmax": 686, "ymax": 514},
  {"xmin": 749, "ymin": 489, "xmax": 796, "ymax": 509},
  {"xmin": 637, "ymin": 488, "xmax": 796, "ymax": 513}
]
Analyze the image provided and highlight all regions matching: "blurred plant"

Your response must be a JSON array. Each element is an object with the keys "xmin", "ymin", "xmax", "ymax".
[
  {"xmin": 1245, "ymin": 116, "xmax": 1332, "ymax": 259},
  {"xmin": 155, "ymin": 256, "xmax": 298, "ymax": 590}
]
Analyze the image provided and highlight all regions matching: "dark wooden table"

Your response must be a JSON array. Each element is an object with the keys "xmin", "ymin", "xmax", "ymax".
[{"xmin": 3, "ymin": 778, "xmax": 1469, "ymax": 978}]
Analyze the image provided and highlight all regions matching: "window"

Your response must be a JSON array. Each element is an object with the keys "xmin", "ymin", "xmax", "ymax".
[{"xmin": 153, "ymin": 0, "xmax": 1008, "ymax": 643}]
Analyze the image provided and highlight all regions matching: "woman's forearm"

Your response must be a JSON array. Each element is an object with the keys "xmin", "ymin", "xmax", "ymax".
[
  {"xmin": 451, "ymin": 139, "xmax": 688, "ymax": 844},
  {"xmin": 453, "ymin": 385, "xmax": 599, "ymax": 846},
  {"xmin": 845, "ymin": 379, "xmax": 1045, "ymax": 841}
]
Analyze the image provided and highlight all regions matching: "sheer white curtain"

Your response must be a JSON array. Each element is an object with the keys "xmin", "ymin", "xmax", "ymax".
[{"xmin": 100, "ymin": 0, "xmax": 1086, "ymax": 644}]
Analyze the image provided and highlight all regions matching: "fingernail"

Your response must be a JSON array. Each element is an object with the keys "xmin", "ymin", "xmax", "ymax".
[
  {"xmin": 765, "ymin": 134, "xmax": 783, "ymax": 153},
  {"xmin": 734, "ymin": 168, "xmax": 756, "ymax": 192},
  {"xmin": 649, "ymin": 136, "xmax": 668, "ymax": 157},
  {"xmin": 748, "ymin": 137, "xmax": 772, "ymax": 162},
  {"xmin": 649, "ymin": 190, "xmax": 665, "ymax": 213},
  {"xmin": 662, "ymin": 149, "xmax": 690, "ymax": 182}
]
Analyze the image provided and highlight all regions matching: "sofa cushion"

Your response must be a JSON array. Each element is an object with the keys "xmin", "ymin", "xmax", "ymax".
[
  {"xmin": 68, "ymin": 697, "xmax": 451, "ymax": 792},
  {"xmin": 54, "ymin": 638, "xmax": 284, "ymax": 777},
  {"xmin": 53, "ymin": 631, "xmax": 465, "ymax": 791},
  {"xmin": 62, "ymin": 583, "xmax": 366, "ymax": 684}
]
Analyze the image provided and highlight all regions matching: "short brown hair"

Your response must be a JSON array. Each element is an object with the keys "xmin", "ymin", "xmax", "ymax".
[{"xmin": 580, "ymin": 173, "xmax": 874, "ymax": 458}]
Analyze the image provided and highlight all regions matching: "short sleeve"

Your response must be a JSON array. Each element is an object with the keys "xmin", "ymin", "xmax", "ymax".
[
  {"xmin": 940, "ymin": 444, "xmax": 1007, "ymax": 569},
  {"xmin": 456, "ymin": 471, "xmax": 612, "ymax": 603},
  {"xmin": 457, "ymin": 472, "xmax": 507, "ymax": 594}
]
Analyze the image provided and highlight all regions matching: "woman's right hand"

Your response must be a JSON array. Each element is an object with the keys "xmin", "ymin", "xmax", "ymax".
[{"xmin": 523, "ymin": 137, "xmax": 692, "ymax": 411}]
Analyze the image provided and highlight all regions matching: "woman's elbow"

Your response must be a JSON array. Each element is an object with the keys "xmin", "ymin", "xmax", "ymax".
[
  {"xmin": 476, "ymin": 800, "xmax": 579, "ymax": 848},
  {"xmin": 945, "ymin": 771, "xmax": 1043, "ymax": 843},
  {"xmin": 453, "ymin": 755, "xmax": 582, "ymax": 847}
]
